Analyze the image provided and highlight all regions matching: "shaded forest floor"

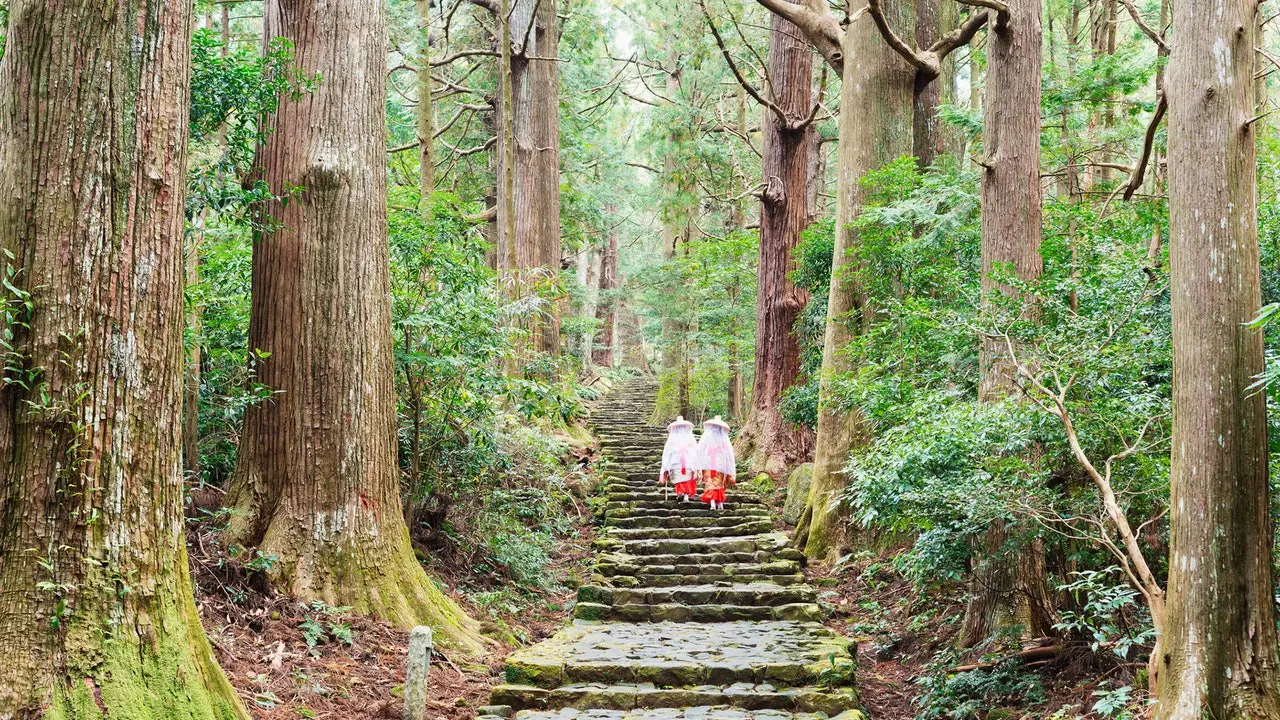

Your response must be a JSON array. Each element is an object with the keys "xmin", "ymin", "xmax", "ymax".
[
  {"xmin": 189, "ymin": 486, "xmax": 598, "ymax": 720},
  {"xmin": 799, "ymin": 544, "xmax": 1147, "ymax": 720}
]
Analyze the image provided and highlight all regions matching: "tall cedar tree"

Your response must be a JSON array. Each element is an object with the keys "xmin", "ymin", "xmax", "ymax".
[
  {"xmin": 759, "ymin": 0, "xmax": 979, "ymax": 561},
  {"xmin": 227, "ymin": 0, "xmax": 484, "ymax": 653},
  {"xmin": 799, "ymin": 0, "xmax": 917, "ymax": 562},
  {"xmin": 495, "ymin": 0, "xmax": 563, "ymax": 355},
  {"xmin": 958, "ymin": 0, "xmax": 1058, "ymax": 647},
  {"xmin": 735, "ymin": 13, "xmax": 817, "ymax": 477},
  {"xmin": 1155, "ymin": 0, "xmax": 1280, "ymax": 713},
  {"xmin": 0, "ymin": 1, "xmax": 247, "ymax": 716}
]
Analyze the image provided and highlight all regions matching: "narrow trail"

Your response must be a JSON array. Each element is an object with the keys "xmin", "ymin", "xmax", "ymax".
[{"xmin": 478, "ymin": 378, "xmax": 866, "ymax": 720}]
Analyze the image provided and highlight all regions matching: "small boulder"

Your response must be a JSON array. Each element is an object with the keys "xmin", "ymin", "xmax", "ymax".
[{"xmin": 782, "ymin": 463, "xmax": 814, "ymax": 525}]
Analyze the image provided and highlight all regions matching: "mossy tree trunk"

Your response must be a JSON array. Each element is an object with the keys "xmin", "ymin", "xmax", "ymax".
[
  {"xmin": 798, "ymin": 0, "xmax": 916, "ymax": 563},
  {"xmin": 0, "ymin": 1, "xmax": 247, "ymax": 716},
  {"xmin": 227, "ymin": 0, "xmax": 484, "ymax": 655},
  {"xmin": 736, "ymin": 13, "xmax": 818, "ymax": 478},
  {"xmin": 1154, "ymin": 0, "xmax": 1280, "ymax": 713}
]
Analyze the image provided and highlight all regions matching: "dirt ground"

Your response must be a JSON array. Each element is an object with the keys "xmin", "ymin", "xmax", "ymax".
[{"xmin": 191, "ymin": 504, "xmax": 596, "ymax": 720}]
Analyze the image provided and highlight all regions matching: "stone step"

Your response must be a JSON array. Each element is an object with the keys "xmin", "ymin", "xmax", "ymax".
[
  {"xmin": 606, "ymin": 507, "xmax": 772, "ymax": 521},
  {"xmin": 485, "ymin": 706, "xmax": 867, "ymax": 720},
  {"xmin": 606, "ymin": 515, "xmax": 773, "ymax": 530},
  {"xmin": 595, "ymin": 560, "xmax": 801, "ymax": 578},
  {"xmin": 502, "ymin": 621, "xmax": 855, "ymax": 690},
  {"xmin": 606, "ymin": 493, "xmax": 763, "ymax": 505},
  {"xmin": 593, "ymin": 533, "xmax": 790, "ymax": 557},
  {"xmin": 488, "ymin": 683, "xmax": 861, "ymax": 715},
  {"xmin": 574, "ymin": 602, "xmax": 822, "ymax": 623},
  {"xmin": 597, "ymin": 548, "xmax": 807, "ymax": 569},
  {"xmin": 578, "ymin": 583, "xmax": 818, "ymax": 608},
  {"xmin": 604, "ymin": 521, "xmax": 775, "ymax": 541},
  {"xmin": 599, "ymin": 573, "xmax": 807, "ymax": 589}
]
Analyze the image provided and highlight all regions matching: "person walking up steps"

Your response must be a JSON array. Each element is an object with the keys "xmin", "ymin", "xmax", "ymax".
[
  {"xmin": 660, "ymin": 415, "xmax": 699, "ymax": 502},
  {"xmin": 696, "ymin": 416, "xmax": 736, "ymax": 510}
]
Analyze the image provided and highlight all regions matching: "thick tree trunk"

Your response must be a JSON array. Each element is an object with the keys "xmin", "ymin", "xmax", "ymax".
[
  {"xmin": 1155, "ymin": 0, "xmax": 1280, "ymax": 714},
  {"xmin": 736, "ymin": 14, "xmax": 818, "ymax": 478},
  {"xmin": 913, "ymin": 0, "xmax": 959, "ymax": 166},
  {"xmin": 801, "ymin": 0, "xmax": 916, "ymax": 562},
  {"xmin": 228, "ymin": 0, "xmax": 483, "ymax": 654},
  {"xmin": 498, "ymin": 0, "xmax": 561, "ymax": 355},
  {"xmin": 960, "ymin": 0, "xmax": 1057, "ymax": 646},
  {"xmin": 593, "ymin": 221, "xmax": 619, "ymax": 367},
  {"xmin": 0, "ymin": 2, "xmax": 247, "ymax": 716}
]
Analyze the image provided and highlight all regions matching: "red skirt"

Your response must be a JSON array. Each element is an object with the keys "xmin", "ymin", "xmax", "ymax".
[
  {"xmin": 674, "ymin": 479, "xmax": 698, "ymax": 496},
  {"xmin": 701, "ymin": 487, "xmax": 726, "ymax": 504}
]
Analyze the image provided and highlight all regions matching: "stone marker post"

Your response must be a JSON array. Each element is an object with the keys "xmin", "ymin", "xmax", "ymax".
[{"xmin": 405, "ymin": 625, "xmax": 433, "ymax": 720}]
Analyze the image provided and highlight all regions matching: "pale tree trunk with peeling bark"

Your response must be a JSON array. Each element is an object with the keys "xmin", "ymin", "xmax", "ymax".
[
  {"xmin": 0, "ymin": 2, "xmax": 247, "ymax": 716},
  {"xmin": 1154, "ymin": 0, "xmax": 1280, "ymax": 714},
  {"xmin": 734, "ymin": 13, "xmax": 817, "ymax": 478},
  {"xmin": 227, "ymin": 0, "xmax": 484, "ymax": 654},
  {"xmin": 958, "ymin": 0, "xmax": 1058, "ymax": 648}
]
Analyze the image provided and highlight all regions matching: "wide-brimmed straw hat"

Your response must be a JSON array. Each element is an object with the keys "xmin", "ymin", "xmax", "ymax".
[
  {"xmin": 668, "ymin": 415, "xmax": 694, "ymax": 430},
  {"xmin": 703, "ymin": 416, "xmax": 730, "ymax": 430}
]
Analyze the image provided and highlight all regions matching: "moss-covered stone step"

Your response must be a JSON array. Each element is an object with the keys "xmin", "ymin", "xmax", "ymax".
[
  {"xmin": 604, "ymin": 521, "xmax": 774, "ymax": 541},
  {"xmin": 599, "ymin": 573, "xmax": 806, "ymax": 589},
  {"xmin": 596, "ymin": 549, "xmax": 806, "ymax": 569},
  {"xmin": 578, "ymin": 583, "xmax": 817, "ymax": 609},
  {"xmin": 593, "ymin": 533, "xmax": 790, "ymax": 557},
  {"xmin": 489, "ymin": 683, "xmax": 861, "ymax": 715},
  {"xmin": 595, "ymin": 559, "xmax": 801, "ymax": 578},
  {"xmin": 605, "ymin": 507, "xmax": 771, "ymax": 521},
  {"xmin": 485, "ymin": 708, "xmax": 867, "ymax": 720},
  {"xmin": 605, "ymin": 514, "xmax": 773, "ymax": 530},
  {"xmin": 573, "ymin": 602, "xmax": 822, "ymax": 623},
  {"xmin": 606, "ymin": 500, "xmax": 764, "ymax": 512},
  {"xmin": 502, "ymin": 621, "xmax": 855, "ymax": 690}
]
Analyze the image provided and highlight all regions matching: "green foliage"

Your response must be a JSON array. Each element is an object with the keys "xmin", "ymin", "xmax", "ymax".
[
  {"xmin": 639, "ymin": 229, "xmax": 758, "ymax": 421},
  {"xmin": 1055, "ymin": 568, "xmax": 1155, "ymax": 661},
  {"xmin": 915, "ymin": 660, "xmax": 1046, "ymax": 720}
]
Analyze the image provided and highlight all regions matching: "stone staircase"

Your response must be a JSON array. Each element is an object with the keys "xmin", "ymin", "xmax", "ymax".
[{"xmin": 478, "ymin": 377, "xmax": 865, "ymax": 720}]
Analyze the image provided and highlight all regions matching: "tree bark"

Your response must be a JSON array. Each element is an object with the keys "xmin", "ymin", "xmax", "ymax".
[
  {"xmin": 1155, "ymin": 0, "xmax": 1280, "ymax": 713},
  {"xmin": 497, "ymin": 0, "xmax": 562, "ymax": 355},
  {"xmin": 960, "ymin": 0, "xmax": 1057, "ymax": 646},
  {"xmin": 227, "ymin": 0, "xmax": 484, "ymax": 653},
  {"xmin": 593, "ymin": 217, "xmax": 619, "ymax": 367},
  {"xmin": 913, "ymin": 0, "xmax": 959, "ymax": 166},
  {"xmin": 736, "ymin": 13, "xmax": 818, "ymax": 478},
  {"xmin": 801, "ymin": 0, "xmax": 917, "ymax": 562},
  {"xmin": 0, "ymin": 1, "xmax": 247, "ymax": 715},
  {"xmin": 417, "ymin": 0, "xmax": 436, "ymax": 202}
]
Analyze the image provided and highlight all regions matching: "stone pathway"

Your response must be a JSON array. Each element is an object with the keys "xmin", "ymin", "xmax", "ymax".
[{"xmin": 478, "ymin": 378, "xmax": 866, "ymax": 720}]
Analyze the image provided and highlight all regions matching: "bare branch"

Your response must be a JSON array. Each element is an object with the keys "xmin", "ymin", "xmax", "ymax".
[
  {"xmin": 701, "ymin": 0, "xmax": 787, "ymax": 122},
  {"xmin": 1120, "ymin": 0, "xmax": 1169, "ymax": 51},
  {"xmin": 464, "ymin": 0, "xmax": 496, "ymax": 12},
  {"xmin": 431, "ymin": 49, "xmax": 500, "ymax": 66},
  {"xmin": 928, "ymin": 10, "xmax": 989, "ymax": 62},
  {"xmin": 1120, "ymin": 94, "xmax": 1167, "ymax": 201},
  {"xmin": 951, "ymin": 0, "xmax": 1008, "ymax": 26},
  {"xmin": 754, "ymin": 0, "xmax": 846, "ymax": 74},
  {"xmin": 867, "ymin": 0, "xmax": 933, "ymax": 72}
]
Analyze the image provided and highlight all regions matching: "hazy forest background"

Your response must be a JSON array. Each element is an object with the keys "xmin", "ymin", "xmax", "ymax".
[{"xmin": 1, "ymin": 0, "xmax": 1279, "ymax": 717}]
